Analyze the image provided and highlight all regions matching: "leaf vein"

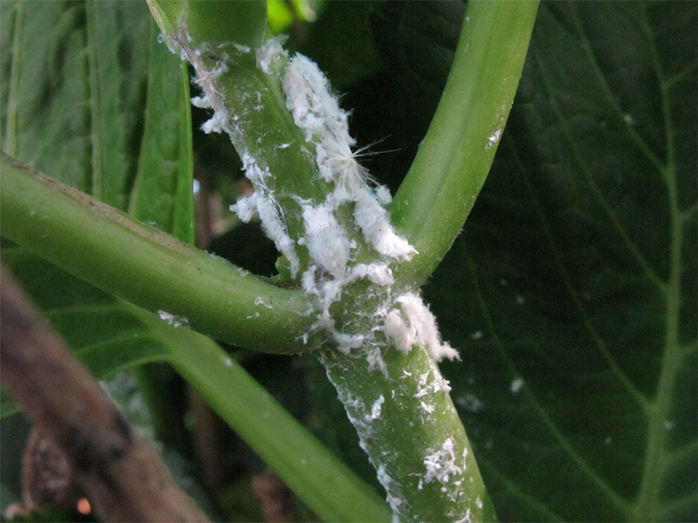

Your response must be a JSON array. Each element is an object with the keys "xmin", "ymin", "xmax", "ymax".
[
  {"xmin": 568, "ymin": 3, "xmax": 666, "ymax": 174},
  {"xmin": 478, "ymin": 458, "xmax": 565, "ymax": 521},
  {"xmin": 507, "ymin": 137, "xmax": 652, "ymax": 411},
  {"xmin": 85, "ymin": 1, "xmax": 103, "ymax": 199},
  {"xmin": 3, "ymin": 1, "xmax": 24, "ymax": 156},
  {"xmin": 534, "ymin": 50, "xmax": 667, "ymax": 292},
  {"xmin": 632, "ymin": 7, "xmax": 694, "ymax": 519},
  {"xmin": 664, "ymin": 62, "xmax": 697, "ymax": 91}
]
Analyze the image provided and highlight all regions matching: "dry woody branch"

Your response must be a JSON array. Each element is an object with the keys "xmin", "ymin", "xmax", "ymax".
[{"xmin": 0, "ymin": 265, "xmax": 209, "ymax": 522}]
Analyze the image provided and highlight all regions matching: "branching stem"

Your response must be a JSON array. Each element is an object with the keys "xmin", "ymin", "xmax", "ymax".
[{"xmin": 392, "ymin": 0, "xmax": 540, "ymax": 288}]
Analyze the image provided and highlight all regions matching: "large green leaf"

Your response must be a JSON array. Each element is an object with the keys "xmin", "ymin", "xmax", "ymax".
[
  {"xmin": 1, "ymin": 0, "xmax": 193, "ymax": 231},
  {"xmin": 1, "ymin": 1, "xmax": 148, "ymax": 207},
  {"xmin": 349, "ymin": 0, "xmax": 695, "ymax": 520},
  {"xmin": 370, "ymin": 0, "xmax": 465, "ymax": 140},
  {"xmin": 421, "ymin": 2, "xmax": 697, "ymax": 521},
  {"xmin": 128, "ymin": 23, "xmax": 194, "ymax": 243}
]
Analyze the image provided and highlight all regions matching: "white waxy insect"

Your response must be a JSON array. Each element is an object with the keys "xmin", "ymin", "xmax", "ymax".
[{"xmin": 301, "ymin": 202, "xmax": 351, "ymax": 278}]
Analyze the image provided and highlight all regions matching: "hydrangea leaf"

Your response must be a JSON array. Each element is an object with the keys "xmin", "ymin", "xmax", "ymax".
[{"xmin": 425, "ymin": 2, "xmax": 697, "ymax": 521}]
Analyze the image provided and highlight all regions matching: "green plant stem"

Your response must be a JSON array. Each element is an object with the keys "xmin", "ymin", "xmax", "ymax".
[
  {"xmin": 151, "ymin": 0, "xmax": 385, "ymax": 281},
  {"xmin": 0, "ymin": 153, "xmax": 314, "ymax": 354},
  {"xmin": 151, "ymin": 0, "xmax": 336, "ymax": 277},
  {"xmin": 148, "ymin": 0, "xmax": 267, "ymax": 49},
  {"xmin": 320, "ymin": 343, "xmax": 497, "ymax": 523},
  {"xmin": 391, "ymin": 0, "xmax": 540, "ymax": 288},
  {"xmin": 186, "ymin": 0, "xmax": 266, "ymax": 48},
  {"xmin": 150, "ymin": 0, "xmax": 397, "ymax": 283},
  {"xmin": 194, "ymin": 56, "xmax": 325, "ymax": 275}
]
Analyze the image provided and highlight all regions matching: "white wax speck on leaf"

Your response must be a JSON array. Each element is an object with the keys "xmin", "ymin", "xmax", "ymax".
[
  {"xmin": 510, "ymin": 378, "xmax": 524, "ymax": 394},
  {"xmin": 157, "ymin": 310, "xmax": 188, "ymax": 328},
  {"xmin": 485, "ymin": 128, "xmax": 502, "ymax": 150},
  {"xmin": 455, "ymin": 394, "xmax": 483, "ymax": 413}
]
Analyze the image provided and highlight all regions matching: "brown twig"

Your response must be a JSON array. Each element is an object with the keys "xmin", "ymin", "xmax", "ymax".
[{"xmin": 0, "ymin": 265, "xmax": 210, "ymax": 522}]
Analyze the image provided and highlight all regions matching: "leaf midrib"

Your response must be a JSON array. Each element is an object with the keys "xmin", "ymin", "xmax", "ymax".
[
  {"xmin": 541, "ymin": 3, "xmax": 695, "ymax": 520},
  {"xmin": 3, "ymin": 0, "xmax": 24, "ymax": 156},
  {"xmin": 631, "ymin": 5, "xmax": 695, "ymax": 520},
  {"xmin": 85, "ymin": 1, "xmax": 103, "ymax": 199}
]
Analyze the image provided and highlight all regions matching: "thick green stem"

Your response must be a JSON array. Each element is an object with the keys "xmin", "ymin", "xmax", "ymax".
[
  {"xmin": 0, "ymin": 153, "xmax": 314, "ymax": 353},
  {"xmin": 148, "ymin": 0, "xmax": 266, "ymax": 49},
  {"xmin": 313, "ymin": 3, "xmax": 539, "ymax": 520},
  {"xmin": 320, "ymin": 344, "xmax": 496, "ymax": 523},
  {"xmin": 391, "ymin": 0, "xmax": 540, "ymax": 288}
]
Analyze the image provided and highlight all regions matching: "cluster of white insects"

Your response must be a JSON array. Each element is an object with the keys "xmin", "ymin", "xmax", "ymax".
[
  {"xmin": 236, "ymin": 41, "xmax": 459, "ymax": 363},
  {"xmin": 175, "ymin": 29, "xmax": 458, "ymax": 363}
]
